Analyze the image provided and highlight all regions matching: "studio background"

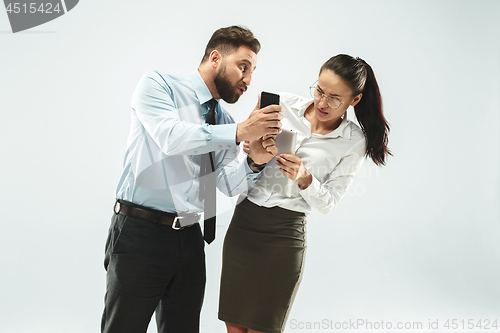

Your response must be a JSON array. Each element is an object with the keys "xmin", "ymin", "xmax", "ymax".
[{"xmin": 1, "ymin": 0, "xmax": 499, "ymax": 332}]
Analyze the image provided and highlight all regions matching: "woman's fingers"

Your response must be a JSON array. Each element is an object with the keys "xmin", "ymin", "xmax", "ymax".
[
  {"xmin": 276, "ymin": 155, "xmax": 296, "ymax": 178},
  {"xmin": 276, "ymin": 154, "xmax": 298, "ymax": 168},
  {"xmin": 278, "ymin": 153, "xmax": 300, "ymax": 164}
]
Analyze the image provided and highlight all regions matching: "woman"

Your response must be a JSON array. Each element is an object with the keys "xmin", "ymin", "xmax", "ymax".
[{"xmin": 218, "ymin": 54, "xmax": 391, "ymax": 333}]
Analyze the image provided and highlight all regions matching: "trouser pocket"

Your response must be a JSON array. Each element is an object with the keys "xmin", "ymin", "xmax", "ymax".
[{"xmin": 104, "ymin": 213, "xmax": 126, "ymax": 270}]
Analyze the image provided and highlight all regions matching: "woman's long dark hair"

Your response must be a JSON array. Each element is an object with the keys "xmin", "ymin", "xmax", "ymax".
[{"xmin": 321, "ymin": 54, "xmax": 391, "ymax": 166}]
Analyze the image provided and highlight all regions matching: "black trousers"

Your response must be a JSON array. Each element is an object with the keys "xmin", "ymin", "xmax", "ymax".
[{"xmin": 101, "ymin": 212, "xmax": 206, "ymax": 333}]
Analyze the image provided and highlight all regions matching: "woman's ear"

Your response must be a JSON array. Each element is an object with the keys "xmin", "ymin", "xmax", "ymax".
[{"xmin": 350, "ymin": 93, "xmax": 363, "ymax": 107}]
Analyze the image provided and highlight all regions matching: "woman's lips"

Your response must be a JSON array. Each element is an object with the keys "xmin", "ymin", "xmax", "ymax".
[{"xmin": 317, "ymin": 108, "xmax": 328, "ymax": 117}]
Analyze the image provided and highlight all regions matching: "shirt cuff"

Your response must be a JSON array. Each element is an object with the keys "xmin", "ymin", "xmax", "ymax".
[
  {"xmin": 242, "ymin": 157, "xmax": 261, "ymax": 176},
  {"xmin": 299, "ymin": 174, "xmax": 320, "ymax": 200},
  {"xmin": 210, "ymin": 123, "xmax": 238, "ymax": 150},
  {"xmin": 228, "ymin": 157, "xmax": 261, "ymax": 195}
]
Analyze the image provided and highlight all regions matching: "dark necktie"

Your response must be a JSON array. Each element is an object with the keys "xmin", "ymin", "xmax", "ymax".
[{"xmin": 200, "ymin": 99, "xmax": 217, "ymax": 244}]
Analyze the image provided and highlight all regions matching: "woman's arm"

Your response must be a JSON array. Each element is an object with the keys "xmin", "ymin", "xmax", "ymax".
[{"xmin": 276, "ymin": 149, "xmax": 365, "ymax": 214}]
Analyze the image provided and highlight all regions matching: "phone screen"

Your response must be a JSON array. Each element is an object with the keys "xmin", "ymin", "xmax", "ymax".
[{"xmin": 260, "ymin": 91, "xmax": 280, "ymax": 108}]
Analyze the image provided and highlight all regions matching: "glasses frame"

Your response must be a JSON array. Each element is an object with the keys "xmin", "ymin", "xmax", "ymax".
[{"xmin": 309, "ymin": 81, "xmax": 344, "ymax": 109}]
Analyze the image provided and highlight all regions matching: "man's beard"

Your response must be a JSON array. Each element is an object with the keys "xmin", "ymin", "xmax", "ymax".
[{"xmin": 213, "ymin": 63, "xmax": 245, "ymax": 104}]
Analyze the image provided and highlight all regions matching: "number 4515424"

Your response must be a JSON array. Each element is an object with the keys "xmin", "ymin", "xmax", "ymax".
[
  {"xmin": 6, "ymin": 3, "xmax": 62, "ymax": 14},
  {"xmin": 444, "ymin": 319, "xmax": 498, "ymax": 330}
]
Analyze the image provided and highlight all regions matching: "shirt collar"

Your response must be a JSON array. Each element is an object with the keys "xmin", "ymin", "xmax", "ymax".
[
  {"xmin": 299, "ymin": 98, "xmax": 351, "ymax": 139},
  {"xmin": 189, "ymin": 70, "xmax": 215, "ymax": 106},
  {"xmin": 297, "ymin": 99, "xmax": 313, "ymax": 118},
  {"xmin": 325, "ymin": 113, "xmax": 351, "ymax": 139}
]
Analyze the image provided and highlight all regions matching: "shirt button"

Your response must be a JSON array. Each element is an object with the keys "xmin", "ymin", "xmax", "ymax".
[
  {"xmin": 227, "ymin": 144, "xmax": 231, "ymax": 148},
  {"xmin": 218, "ymin": 145, "xmax": 223, "ymax": 149},
  {"xmin": 194, "ymin": 150, "xmax": 198, "ymax": 154}
]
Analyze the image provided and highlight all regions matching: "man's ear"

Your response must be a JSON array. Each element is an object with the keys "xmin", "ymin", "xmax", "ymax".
[{"xmin": 209, "ymin": 50, "xmax": 221, "ymax": 68}]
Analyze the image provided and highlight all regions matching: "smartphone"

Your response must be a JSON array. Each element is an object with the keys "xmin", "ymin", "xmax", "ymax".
[
  {"xmin": 264, "ymin": 128, "xmax": 297, "ymax": 197},
  {"xmin": 275, "ymin": 128, "xmax": 296, "ymax": 155},
  {"xmin": 260, "ymin": 91, "xmax": 280, "ymax": 108},
  {"xmin": 260, "ymin": 92, "xmax": 280, "ymax": 131}
]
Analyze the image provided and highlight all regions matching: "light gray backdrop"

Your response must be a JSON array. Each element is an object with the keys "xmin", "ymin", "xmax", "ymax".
[{"xmin": 1, "ymin": 1, "xmax": 499, "ymax": 332}]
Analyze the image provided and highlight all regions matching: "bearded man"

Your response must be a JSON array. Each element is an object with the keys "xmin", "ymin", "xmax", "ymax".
[{"xmin": 101, "ymin": 25, "xmax": 282, "ymax": 333}]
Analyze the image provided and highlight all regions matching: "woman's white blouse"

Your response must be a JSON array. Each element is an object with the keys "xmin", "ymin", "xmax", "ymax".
[{"xmin": 245, "ymin": 92, "xmax": 367, "ymax": 215}]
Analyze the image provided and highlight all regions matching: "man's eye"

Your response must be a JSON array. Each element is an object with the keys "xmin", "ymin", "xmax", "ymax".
[{"xmin": 241, "ymin": 65, "xmax": 247, "ymax": 72}]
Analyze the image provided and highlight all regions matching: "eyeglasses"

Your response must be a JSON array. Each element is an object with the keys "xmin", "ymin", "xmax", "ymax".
[{"xmin": 309, "ymin": 82, "xmax": 344, "ymax": 109}]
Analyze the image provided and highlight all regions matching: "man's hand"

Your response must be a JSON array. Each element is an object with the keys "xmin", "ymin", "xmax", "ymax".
[
  {"xmin": 247, "ymin": 134, "xmax": 278, "ymax": 165},
  {"xmin": 275, "ymin": 153, "xmax": 313, "ymax": 190},
  {"xmin": 236, "ymin": 95, "xmax": 283, "ymax": 143}
]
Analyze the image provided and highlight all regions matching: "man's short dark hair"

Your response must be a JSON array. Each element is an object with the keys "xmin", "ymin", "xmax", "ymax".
[{"xmin": 201, "ymin": 25, "xmax": 261, "ymax": 63}]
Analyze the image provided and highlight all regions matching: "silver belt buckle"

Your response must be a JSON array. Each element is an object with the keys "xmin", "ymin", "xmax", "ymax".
[
  {"xmin": 172, "ymin": 216, "xmax": 182, "ymax": 230},
  {"xmin": 114, "ymin": 201, "xmax": 121, "ymax": 214},
  {"xmin": 172, "ymin": 214, "xmax": 200, "ymax": 230}
]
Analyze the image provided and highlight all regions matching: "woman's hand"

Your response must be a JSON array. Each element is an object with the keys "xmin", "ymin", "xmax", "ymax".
[{"xmin": 275, "ymin": 154, "xmax": 313, "ymax": 190}]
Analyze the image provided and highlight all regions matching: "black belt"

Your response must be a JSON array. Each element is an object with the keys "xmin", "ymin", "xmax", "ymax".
[{"xmin": 114, "ymin": 200, "xmax": 200, "ymax": 230}]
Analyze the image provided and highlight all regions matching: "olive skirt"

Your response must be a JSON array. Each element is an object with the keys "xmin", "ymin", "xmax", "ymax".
[{"xmin": 218, "ymin": 198, "xmax": 307, "ymax": 333}]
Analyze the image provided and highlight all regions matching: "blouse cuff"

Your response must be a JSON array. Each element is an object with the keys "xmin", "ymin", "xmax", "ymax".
[{"xmin": 299, "ymin": 174, "xmax": 321, "ymax": 200}]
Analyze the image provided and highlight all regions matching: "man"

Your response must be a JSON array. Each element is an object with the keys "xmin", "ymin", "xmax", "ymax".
[{"xmin": 101, "ymin": 26, "xmax": 282, "ymax": 333}]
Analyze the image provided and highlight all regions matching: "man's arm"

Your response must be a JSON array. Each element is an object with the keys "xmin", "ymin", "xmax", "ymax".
[
  {"xmin": 132, "ymin": 71, "xmax": 237, "ymax": 156},
  {"xmin": 133, "ymin": 71, "xmax": 283, "ymax": 156},
  {"xmin": 212, "ymin": 135, "xmax": 277, "ymax": 197}
]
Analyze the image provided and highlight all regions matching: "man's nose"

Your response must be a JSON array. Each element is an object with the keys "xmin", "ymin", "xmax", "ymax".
[{"xmin": 242, "ymin": 72, "xmax": 252, "ymax": 86}]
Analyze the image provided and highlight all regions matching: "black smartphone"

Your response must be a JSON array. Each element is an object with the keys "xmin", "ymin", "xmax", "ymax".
[
  {"xmin": 260, "ymin": 91, "xmax": 280, "ymax": 108},
  {"xmin": 260, "ymin": 91, "xmax": 280, "ymax": 131}
]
